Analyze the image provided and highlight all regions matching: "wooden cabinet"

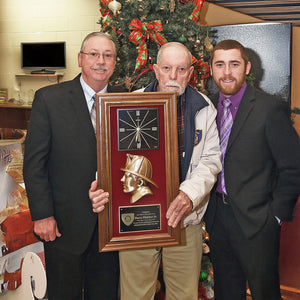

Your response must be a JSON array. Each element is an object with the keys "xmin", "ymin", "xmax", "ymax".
[
  {"xmin": 0, "ymin": 74, "xmax": 64, "ymax": 130},
  {"xmin": 0, "ymin": 104, "xmax": 31, "ymax": 129},
  {"xmin": 279, "ymin": 197, "xmax": 300, "ymax": 298}
]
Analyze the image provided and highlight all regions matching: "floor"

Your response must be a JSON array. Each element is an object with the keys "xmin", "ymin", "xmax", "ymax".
[{"xmin": 246, "ymin": 289, "xmax": 300, "ymax": 300}]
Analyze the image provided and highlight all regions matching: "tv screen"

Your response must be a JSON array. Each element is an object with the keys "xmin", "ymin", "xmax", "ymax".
[{"xmin": 21, "ymin": 42, "xmax": 66, "ymax": 74}]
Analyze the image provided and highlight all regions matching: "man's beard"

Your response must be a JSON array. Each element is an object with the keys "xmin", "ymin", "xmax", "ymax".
[
  {"xmin": 215, "ymin": 73, "xmax": 246, "ymax": 97},
  {"xmin": 164, "ymin": 80, "xmax": 185, "ymax": 96}
]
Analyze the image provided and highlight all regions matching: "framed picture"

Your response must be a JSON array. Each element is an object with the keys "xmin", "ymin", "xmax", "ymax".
[{"xmin": 95, "ymin": 92, "xmax": 181, "ymax": 252}]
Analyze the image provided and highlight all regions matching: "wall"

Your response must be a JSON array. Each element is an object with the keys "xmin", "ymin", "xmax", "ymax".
[
  {"xmin": 0, "ymin": 0, "xmax": 101, "ymax": 104},
  {"xmin": 292, "ymin": 27, "xmax": 300, "ymax": 135},
  {"xmin": 0, "ymin": 0, "xmax": 299, "ymax": 135},
  {"xmin": 200, "ymin": 2, "xmax": 300, "ymax": 134}
]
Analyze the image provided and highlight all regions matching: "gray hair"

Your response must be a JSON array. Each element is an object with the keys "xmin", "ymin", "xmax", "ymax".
[{"xmin": 80, "ymin": 32, "xmax": 116, "ymax": 55}]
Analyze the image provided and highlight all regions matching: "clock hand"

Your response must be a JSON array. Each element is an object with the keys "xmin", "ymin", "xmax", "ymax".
[{"xmin": 136, "ymin": 127, "xmax": 142, "ymax": 144}]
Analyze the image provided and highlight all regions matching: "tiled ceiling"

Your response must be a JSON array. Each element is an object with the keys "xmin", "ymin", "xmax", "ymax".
[{"xmin": 208, "ymin": 0, "xmax": 300, "ymax": 26}]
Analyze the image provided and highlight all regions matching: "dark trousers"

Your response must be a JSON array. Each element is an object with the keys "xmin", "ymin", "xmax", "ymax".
[
  {"xmin": 44, "ymin": 226, "xmax": 119, "ymax": 300},
  {"xmin": 209, "ymin": 194, "xmax": 282, "ymax": 300}
]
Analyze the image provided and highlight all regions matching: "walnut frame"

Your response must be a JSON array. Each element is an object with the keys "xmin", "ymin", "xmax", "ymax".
[{"xmin": 96, "ymin": 92, "xmax": 180, "ymax": 252}]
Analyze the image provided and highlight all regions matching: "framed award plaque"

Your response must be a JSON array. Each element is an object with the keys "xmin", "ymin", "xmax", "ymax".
[{"xmin": 95, "ymin": 92, "xmax": 180, "ymax": 252}]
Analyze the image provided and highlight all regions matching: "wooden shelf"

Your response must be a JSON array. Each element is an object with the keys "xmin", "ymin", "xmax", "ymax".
[{"xmin": 16, "ymin": 73, "xmax": 63, "ymax": 83}]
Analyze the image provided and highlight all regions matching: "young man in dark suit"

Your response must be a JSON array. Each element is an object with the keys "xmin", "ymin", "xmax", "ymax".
[
  {"xmin": 205, "ymin": 39, "xmax": 300, "ymax": 300},
  {"xmin": 23, "ymin": 32, "xmax": 121, "ymax": 300}
]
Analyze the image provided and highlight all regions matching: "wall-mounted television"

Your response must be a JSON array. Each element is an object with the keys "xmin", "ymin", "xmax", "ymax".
[{"xmin": 21, "ymin": 42, "xmax": 66, "ymax": 74}]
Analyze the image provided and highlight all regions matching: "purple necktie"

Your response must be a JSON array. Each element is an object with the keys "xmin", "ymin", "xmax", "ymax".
[{"xmin": 219, "ymin": 98, "xmax": 233, "ymax": 194}]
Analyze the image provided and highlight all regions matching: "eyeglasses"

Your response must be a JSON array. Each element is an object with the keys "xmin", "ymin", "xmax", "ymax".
[
  {"xmin": 80, "ymin": 51, "xmax": 115, "ymax": 61},
  {"xmin": 159, "ymin": 65, "xmax": 189, "ymax": 75}
]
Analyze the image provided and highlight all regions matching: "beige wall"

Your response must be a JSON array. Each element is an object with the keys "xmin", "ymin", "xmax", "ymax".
[
  {"xmin": 0, "ymin": 1, "xmax": 299, "ymax": 134},
  {"xmin": 200, "ymin": 2, "xmax": 300, "ymax": 134},
  {"xmin": 0, "ymin": 0, "xmax": 101, "ymax": 103}
]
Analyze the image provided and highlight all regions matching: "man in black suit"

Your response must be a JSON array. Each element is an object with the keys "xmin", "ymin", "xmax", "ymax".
[
  {"xmin": 23, "ymin": 32, "xmax": 121, "ymax": 300},
  {"xmin": 205, "ymin": 39, "xmax": 300, "ymax": 300}
]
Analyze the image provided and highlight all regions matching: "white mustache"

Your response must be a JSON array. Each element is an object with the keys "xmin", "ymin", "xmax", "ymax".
[
  {"xmin": 91, "ymin": 66, "xmax": 108, "ymax": 71},
  {"xmin": 165, "ymin": 81, "xmax": 181, "ymax": 88}
]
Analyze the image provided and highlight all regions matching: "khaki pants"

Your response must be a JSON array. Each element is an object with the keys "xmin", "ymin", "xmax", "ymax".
[{"xmin": 120, "ymin": 224, "xmax": 202, "ymax": 300}]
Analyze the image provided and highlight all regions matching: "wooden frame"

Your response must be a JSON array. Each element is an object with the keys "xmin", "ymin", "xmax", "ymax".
[{"xmin": 96, "ymin": 92, "xmax": 180, "ymax": 252}]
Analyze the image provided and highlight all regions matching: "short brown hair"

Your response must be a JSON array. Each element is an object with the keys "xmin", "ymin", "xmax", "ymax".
[{"xmin": 211, "ymin": 39, "xmax": 249, "ymax": 65}]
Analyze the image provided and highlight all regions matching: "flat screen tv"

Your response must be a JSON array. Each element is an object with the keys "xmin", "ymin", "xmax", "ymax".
[{"xmin": 21, "ymin": 42, "xmax": 66, "ymax": 74}]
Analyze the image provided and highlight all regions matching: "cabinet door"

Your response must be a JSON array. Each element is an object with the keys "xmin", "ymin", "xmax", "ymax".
[
  {"xmin": 0, "ymin": 106, "xmax": 31, "ymax": 129},
  {"xmin": 279, "ymin": 198, "xmax": 300, "ymax": 297}
]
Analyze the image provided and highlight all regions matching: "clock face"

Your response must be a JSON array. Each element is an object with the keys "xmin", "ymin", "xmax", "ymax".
[{"xmin": 117, "ymin": 108, "xmax": 160, "ymax": 150}]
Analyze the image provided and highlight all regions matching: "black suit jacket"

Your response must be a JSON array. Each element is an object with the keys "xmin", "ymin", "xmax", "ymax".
[
  {"xmin": 23, "ymin": 74, "xmax": 123, "ymax": 254},
  {"xmin": 205, "ymin": 85, "xmax": 300, "ymax": 238}
]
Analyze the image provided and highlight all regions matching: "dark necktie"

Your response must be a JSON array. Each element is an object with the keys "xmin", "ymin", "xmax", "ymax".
[
  {"xmin": 91, "ymin": 95, "xmax": 96, "ymax": 132},
  {"xmin": 219, "ymin": 98, "xmax": 233, "ymax": 193}
]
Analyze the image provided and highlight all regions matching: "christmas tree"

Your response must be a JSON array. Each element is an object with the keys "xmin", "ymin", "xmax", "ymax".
[{"xmin": 98, "ymin": 0, "xmax": 213, "ymax": 91}]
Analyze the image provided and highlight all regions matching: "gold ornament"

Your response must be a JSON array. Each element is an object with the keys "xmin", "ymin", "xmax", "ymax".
[
  {"xmin": 169, "ymin": 0, "xmax": 175, "ymax": 12},
  {"xmin": 108, "ymin": 0, "xmax": 122, "ymax": 16},
  {"xmin": 204, "ymin": 35, "xmax": 213, "ymax": 52}
]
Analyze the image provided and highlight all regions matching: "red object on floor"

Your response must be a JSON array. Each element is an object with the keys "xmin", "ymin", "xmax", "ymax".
[
  {"xmin": 4, "ymin": 268, "xmax": 22, "ymax": 290},
  {"xmin": 1, "ymin": 210, "xmax": 37, "ymax": 253}
]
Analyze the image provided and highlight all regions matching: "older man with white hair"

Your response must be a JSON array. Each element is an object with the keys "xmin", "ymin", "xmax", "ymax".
[{"xmin": 89, "ymin": 42, "xmax": 221, "ymax": 300}]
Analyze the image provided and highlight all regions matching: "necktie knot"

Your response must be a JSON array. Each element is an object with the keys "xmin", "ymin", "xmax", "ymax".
[{"xmin": 222, "ymin": 98, "xmax": 232, "ymax": 109}]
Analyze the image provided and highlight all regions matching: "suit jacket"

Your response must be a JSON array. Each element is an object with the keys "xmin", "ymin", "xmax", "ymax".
[
  {"xmin": 205, "ymin": 85, "xmax": 300, "ymax": 238},
  {"xmin": 23, "ymin": 74, "xmax": 123, "ymax": 254}
]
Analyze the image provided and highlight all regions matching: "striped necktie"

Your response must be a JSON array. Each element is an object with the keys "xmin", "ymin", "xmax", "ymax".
[
  {"xmin": 91, "ymin": 95, "xmax": 96, "ymax": 132},
  {"xmin": 219, "ymin": 98, "xmax": 233, "ymax": 193}
]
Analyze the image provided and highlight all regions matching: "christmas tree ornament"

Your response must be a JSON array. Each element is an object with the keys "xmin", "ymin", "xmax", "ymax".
[
  {"xmin": 204, "ymin": 35, "xmax": 213, "ymax": 52},
  {"xmin": 189, "ymin": 58, "xmax": 210, "ymax": 90},
  {"xmin": 99, "ymin": 0, "xmax": 114, "ymax": 29},
  {"xmin": 169, "ymin": 0, "xmax": 175, "ymax": 12},
  {"xmin": 195, "ymin": 36, "xmax": 201, "ymax": 45},
  {"xmin": 189, "ymin": 0, "xmax": 204, "ymax": 22},
  {"xmin": 129, "ymin": 18, "xmax": 168, "ymax": 71},
  {"xmin": 200, "ymin": 271, "xmax": 208, "ymax": 281},
  {"xmin": 108, "ymin": 0, "xmax": 122, "ymax": 16},
  {"xmin": 197, "ymin": 82, "xmax": 203, "ymax": 90},
  {"xmin": 178, "ymin": 35, "xmax": 187, "ymax": 42}
]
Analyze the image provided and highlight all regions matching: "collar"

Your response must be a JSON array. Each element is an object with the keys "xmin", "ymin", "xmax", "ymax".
[
  {"xmin": 218, "ymin": 82, "xmax": 247, "ymax": 108},
  {"xmin": 80, "ymin": 75, "xmax": 108, "ymax": 112},
  {"xmin": 144, "ymin": 79, "xmax": 208, "ymax": 112}
]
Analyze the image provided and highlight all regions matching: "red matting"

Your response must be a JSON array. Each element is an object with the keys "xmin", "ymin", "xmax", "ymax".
[
  {"xmin": 96, "ymin": 92, "xmax": 180, "ymax": 252},
  {"xmin": 109, "ymin": 105, "xmax": 168, "ymax": 237}
]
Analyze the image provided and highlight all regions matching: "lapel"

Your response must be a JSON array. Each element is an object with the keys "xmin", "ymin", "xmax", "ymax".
[
  {"xmin": 226, "ymin": 85, "xmax": 256, "ymax": 151},
  {"xmin": 68, "ymin": 75, "xmax": 96, "ymax": 148},
  {"xmin": 66, "ymin": 79, "xmax": 122, "ymax": 149}
]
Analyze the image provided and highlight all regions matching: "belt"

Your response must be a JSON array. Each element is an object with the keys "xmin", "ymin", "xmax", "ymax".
[{"xmin": 216, "ymin": 192, "xmax": 230, "ymax": 205}]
